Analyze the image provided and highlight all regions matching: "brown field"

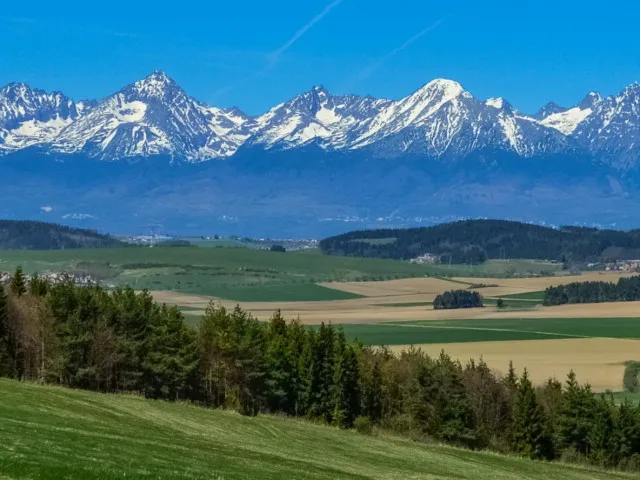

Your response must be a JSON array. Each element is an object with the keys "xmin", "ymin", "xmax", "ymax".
[
  {"xmin": 389, "ymin": 338, "xmax": 640, "ymax": 392},
  {"xmin": 152, "ymin": 270, "xmax": 640, "ymax": 325}
]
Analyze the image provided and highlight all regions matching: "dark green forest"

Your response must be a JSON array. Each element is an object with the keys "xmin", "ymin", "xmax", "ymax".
[
  {"xmin": 544, "ymin": 275, "xmax": 640, "ymax": 306},
  {"xmin": 0, "ymin": 220, "xmax": 122, "ymax": 249},
  {"xmin": 0, "ymin": 268, "xmax": 639, "ymax": 472},
  {"xmin": 320, "ymin": 219, "xmax": 640, "ymax": 263},
  {"xmin": 433, "ymin": 290, "xmax": 483, "ymax": 309}
]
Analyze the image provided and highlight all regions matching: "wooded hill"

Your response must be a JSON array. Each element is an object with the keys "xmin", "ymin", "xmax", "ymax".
[
  {"xmin": 0, "ymin": 220, "xmax": 122, "ymax": 249},
  {"xmin": 320, "ymin": 220, "xmax": 640, "ymax": 263}
]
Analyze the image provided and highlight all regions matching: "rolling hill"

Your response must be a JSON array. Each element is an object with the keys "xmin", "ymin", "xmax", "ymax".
[
  {"xmin": 0, "ymin": 220, "xmax": 121, "ymax": 249},
  {"xmin": 319, "ymin": 219, "xmax": 640, "ymax": 263},
  {"xmin": 0, "ymin": 379, "xmax": 632, "ymax": 480}
]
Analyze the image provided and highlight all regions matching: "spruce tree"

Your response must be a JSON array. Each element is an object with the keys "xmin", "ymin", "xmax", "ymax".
[
  {"xmin": 10, "ymin": 266, "xmax": 26, "ymax": 297},
  {"xmin": 556, "ymin": 371, "xmax": 598, "ymax": 456},
  {"xmin": 512, "ymin": 369, "xmax": 553, "ymax": 459},
  {"xmin": 0, "ymin": 284, "xmax": 13, "ymax": 377},
  {"xmin": 333, "ymin": 344, "xmax": 361, "ymax": 428},
  {"xmin": 362, "ymin": 360, "xmax": 383, "ymax": 422}
]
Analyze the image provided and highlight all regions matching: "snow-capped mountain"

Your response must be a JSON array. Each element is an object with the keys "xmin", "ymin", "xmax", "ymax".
[
  {"xmin": 572, "ymin": 84, "xmax": 640, "ymax": 170},
  {"xmin": 50, "ymin": 71, "xmax": 250, "ymax": 161},
  {"xmin": 248, "ymin": 85, "xmax": 391, "ymax": 149},
  {"xmin": 0, "ymin": 83, "xmax": 79, "ymax": 151},
  {"xmin": 1, "ymin": 71, "xmax": 640, "ymax": 171}
]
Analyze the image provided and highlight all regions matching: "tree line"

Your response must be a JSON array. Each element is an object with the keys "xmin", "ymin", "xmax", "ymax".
[
  {"xmin": 0, "ymin": 267, "xmax": 639, "ymax": 472},
  {"xmin": 319, "ymin": 219, "xmax": 640, "ymax": 264},
  {"xmin": 0, "ymin": 220, "xmax": 123, "ymax": 249},
  {"xmin": 543, "ymin": 275, "xmax": 640, "ymax": 306},
  {"xmin": 433, "ymin": 290, "xmax": 483, "ymax": 309}
]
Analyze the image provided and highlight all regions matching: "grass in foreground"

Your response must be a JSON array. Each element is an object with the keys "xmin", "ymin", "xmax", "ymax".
[
  {"xmin": 0, "ymin": 379, "xmax": 631, "ymax": 479},
  {"xmin": 339, "ymin": 317, "xmax": 640, "ymax": 345}
]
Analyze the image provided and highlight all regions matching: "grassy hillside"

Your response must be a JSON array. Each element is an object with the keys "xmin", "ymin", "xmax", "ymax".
[
  {"xmin": 0, "ymin": 220, "xmax": 121, "ymax": 249},
  {"xmin": 0, "ymin": 379, "xmax": 631, "ymax": 480},
  {"xmin": 0, "ymin": 247, "xmax": 432, "ymax": 301}
]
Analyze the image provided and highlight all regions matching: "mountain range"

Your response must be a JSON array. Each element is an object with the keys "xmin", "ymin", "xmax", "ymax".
[{"xmin": 1, "ymin": 71, "xmax": 640, "ymax": 236}]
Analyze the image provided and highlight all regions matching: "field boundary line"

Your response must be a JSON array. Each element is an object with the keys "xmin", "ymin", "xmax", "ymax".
[{"xmin": 376, "ymin": 322, "xmax": 592, "ymax": 339}]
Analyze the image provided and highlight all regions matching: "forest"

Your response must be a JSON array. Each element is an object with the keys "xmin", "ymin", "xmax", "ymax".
[
  {"xmin": 319, "ymin": 219, "xmax": 640, "ymax": 263},
  {"xmin": 544, "ymin": 275, "xmax": 640, "ymax": 306},
  {"xmin": 0, "ymin": 220, "xmax": 122, "ymax": 249},
  {"xmin": 0, "ymin": 267, "xmax": 639, "ymax": 472},
  {"xmin": 433, "ymin": 290, "xmax": 483, "ymax": 309}
]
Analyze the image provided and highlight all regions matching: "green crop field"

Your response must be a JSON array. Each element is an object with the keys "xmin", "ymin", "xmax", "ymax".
[
  {"xmin": 338, "ymin": 317, "xmax": 640, "ymax": 346},
  {"xmin": 501, "ymin": 291, "xmax": 547, "ymax": 301},
  {"xmin": 0, "ymin": 247, "xmax": 436, "ymax": 301},
  {"xmin": 0, "ymin": 379, "xmax": 630, "ymax": 480}
]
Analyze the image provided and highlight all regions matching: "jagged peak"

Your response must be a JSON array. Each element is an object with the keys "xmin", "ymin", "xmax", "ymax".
[
  {"xmin": 485, "ymin": 97, "xmax": 513, "ymax": 111},
  {"xmin": 126, "ymin": 70, "xmax": 182, "ymax": 99},
  {"xmin": 620, "ymin": 81, "xmax": 640, "ymax": 98},
  {"xmin": 579, "ymin": 92, "xmax": 602, "ymax": 110}
]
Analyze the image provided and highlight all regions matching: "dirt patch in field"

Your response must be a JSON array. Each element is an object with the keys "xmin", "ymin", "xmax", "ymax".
[{"xmin": 388, "ymin": 337, "xmax": 640, "ymax": 392}]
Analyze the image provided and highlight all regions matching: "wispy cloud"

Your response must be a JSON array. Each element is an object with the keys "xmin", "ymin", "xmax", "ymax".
[
  {"xmin": 212, "ymin": 0, "xmax": 345, "ymax": 100},
  {"xmin": 345, "ymin": 16, "xmax": 449, "ymax": 89}
]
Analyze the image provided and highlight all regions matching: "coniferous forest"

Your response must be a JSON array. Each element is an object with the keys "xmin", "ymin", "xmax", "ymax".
[
  {"xmin": 0, "ymin": 268, "xmax": 639, "ymax": 472},
  {"xmin": 320, "ymin": 219, "xmax": 640, "ymax": 263},
  {"xmin": 544, "ymin": 275, "xmax": 640, "ymax": 306}
]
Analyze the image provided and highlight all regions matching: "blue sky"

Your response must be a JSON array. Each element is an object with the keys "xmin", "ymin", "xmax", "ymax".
[{"xmin": 1, "ymin": 0, "xmax": 639, "ymax": 115}]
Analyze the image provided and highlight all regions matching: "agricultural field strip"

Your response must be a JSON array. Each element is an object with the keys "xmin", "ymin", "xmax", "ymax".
[{"xmin": 375, "ymin": 321, "xmax": 591, "ymax": 339}]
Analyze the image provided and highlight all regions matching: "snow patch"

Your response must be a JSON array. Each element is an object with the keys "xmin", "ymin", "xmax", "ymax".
[{"xmin": 541, "ymin": 107, "xmax": 592, "ymax": 135}]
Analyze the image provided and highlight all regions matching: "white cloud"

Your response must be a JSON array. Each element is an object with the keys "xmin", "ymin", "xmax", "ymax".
[
  {"xmin": 62, "ymin": 213, "xmax": 96, "ymax": 220},
  {"xmin": 40, "ymin": 206, "xmax": 53, "ymax": 213}
]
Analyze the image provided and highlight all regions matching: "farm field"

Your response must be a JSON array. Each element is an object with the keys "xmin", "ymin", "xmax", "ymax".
[
  {"xmin": 0, "ymin": 247, "xmax": 437, "ymax": 301},
  {"xmin": 387, "ymin": 338, "xmax": 640, "ymax": 393},
  {"xmin": 0, "ymin": 378, "xmax": 632, "ymax": 480}
]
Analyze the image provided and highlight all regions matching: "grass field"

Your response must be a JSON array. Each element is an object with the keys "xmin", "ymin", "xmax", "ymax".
[
  {"xmin": 0, "ymin": 247, "xmax": 436, "ymax": 301},
  {"xmin": 0, "ymin": 379, "xmax": 631, "ymax": 480},
  {"xmin": 339, "ymin": 317, "xmax": 640, "ymax": 345}
]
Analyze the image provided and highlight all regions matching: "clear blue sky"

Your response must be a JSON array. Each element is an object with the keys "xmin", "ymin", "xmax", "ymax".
[{"xmin": 1, "ymin": 0, "xmax": 639, "ymax": 115}]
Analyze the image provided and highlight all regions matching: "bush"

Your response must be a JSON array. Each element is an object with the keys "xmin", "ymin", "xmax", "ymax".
[
  {"xmin": 623, "ymin": 361, "xmax": 640, "ymax": 393},
  {"xmin": 354, "ymin": 416, "xmax": 373, "ymax": 435}
]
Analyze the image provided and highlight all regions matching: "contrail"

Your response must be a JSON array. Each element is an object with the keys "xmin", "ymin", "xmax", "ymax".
[
  {"xmin": 213, "ymin": 0, "xmax": 345, "ymax": 99},
  {"xmin": 268, "ymin": 0, "xmax": 345, "ymax": 65},
  {"xmin": 346, "ymin": 16, "xmax": 449, "ymax": 87}
]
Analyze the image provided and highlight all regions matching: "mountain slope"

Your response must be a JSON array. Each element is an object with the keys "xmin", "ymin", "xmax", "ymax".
[{"xmin": 0, "ymin": 379, "xmax": 630, "ymax": 480}]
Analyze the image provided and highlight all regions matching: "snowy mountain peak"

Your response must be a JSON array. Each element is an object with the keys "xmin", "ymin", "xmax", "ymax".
[
  {"xmin": 126, "ymin": 71, "xmax": 182, "ymax": 100},
  {"xmin": 579, "ymin": 92, "xmax": 602, "ymax": 110}
]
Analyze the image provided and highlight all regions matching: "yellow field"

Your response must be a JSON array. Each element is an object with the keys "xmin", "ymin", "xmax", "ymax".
[
  {"xmin": 389, "ymin": 338, "xmax": 640, "ymax": 392},
  {"xmin": 152, "ymin": 271, "xmax": 638, "ymax": 325}
]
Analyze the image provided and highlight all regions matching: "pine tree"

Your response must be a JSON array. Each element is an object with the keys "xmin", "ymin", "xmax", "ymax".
[
  {"xmin": 512, "ymin": 369, "xmax": 553, "ymax": 459},
  {"xmin": 10, "ymin": 266, "xmax": 26, "ymax": 297},
  {"xmin": 362, "ymin": 359, "xmax": 383, "ymax": 422},
  {"xmin": 556, "ymin": 371, "xmax": 598, "ymax": 456},
  {"xmin": 0, "ymin": 284, "xmax": 14, "ymax": 377},
  {"xmin": 333, "ymin": 344, "xmax": 361, "ymax": 428}
]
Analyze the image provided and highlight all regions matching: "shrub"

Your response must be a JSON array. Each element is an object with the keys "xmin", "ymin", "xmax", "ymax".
[
  {"xmin": 354, "ymin": 416, "xmax": 373, "ymax": 435},
  {"xmin": 623, "ymin": 361, "xmax": 640, "ymax": 393}
]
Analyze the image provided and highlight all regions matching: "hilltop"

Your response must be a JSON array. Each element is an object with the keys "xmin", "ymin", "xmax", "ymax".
[
  {"xmin": 0, "ymin": 220, "xmax": 121, "ymax": 249},
  {"xmin": 0, "ymin": 379, "xmax": 631, "ymax": 480},
  {"xmin": 320, "ymin": 219, "xmax": 640, "ymax": 264}
]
